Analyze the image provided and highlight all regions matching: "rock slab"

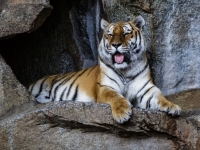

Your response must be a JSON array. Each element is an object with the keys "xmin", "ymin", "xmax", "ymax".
[{"xmin": 0, "ymin": 101, "xmax": 199, "ymax": 150}]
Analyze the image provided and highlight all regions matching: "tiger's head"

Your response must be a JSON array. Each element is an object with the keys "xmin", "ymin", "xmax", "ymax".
[{"xmin": 99, "ymin": 16, "xmax": 145, "ymax": 69}]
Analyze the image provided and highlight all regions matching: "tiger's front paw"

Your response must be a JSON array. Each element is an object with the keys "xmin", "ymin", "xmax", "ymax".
[
  {"xmin": 111, "ymin": 99, "xmax": 132, "ymax": 124},
  {"xmin": 158, "ymin": 98, "xmax": 181, "ymax": 116}
]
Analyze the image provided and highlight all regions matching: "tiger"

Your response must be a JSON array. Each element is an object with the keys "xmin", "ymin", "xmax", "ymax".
[{"xmin": 28, "ymin": 16, "xmax": 181, "ymax": 124}]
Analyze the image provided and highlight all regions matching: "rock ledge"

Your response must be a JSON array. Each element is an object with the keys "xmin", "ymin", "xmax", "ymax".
[{"xmin": 0, "ymin": 101, "xmax": 199, "ymax": 150}]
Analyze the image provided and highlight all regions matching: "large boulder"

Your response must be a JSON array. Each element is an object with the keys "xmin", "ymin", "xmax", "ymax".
[
  {"xmin": 0, "ymin": 0, "xmax": 51, "ymax": 118},
  {"xmin": 0, "ymin": 54, "xmax": 36, "ymax": 119},
  {"xmin": 0, "ymin": 101, "xmax": 199, "ymax": 150},
  {"xmin": 0, "ymin": 0, "xmax": 52, "ymax": 38}
]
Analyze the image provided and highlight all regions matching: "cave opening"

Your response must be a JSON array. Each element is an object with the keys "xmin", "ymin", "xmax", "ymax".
[{"xmin": 0, "ymin": 0, "xmax": 102, "ymax": 86}]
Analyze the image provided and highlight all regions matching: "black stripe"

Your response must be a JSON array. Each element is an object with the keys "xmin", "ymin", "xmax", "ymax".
[
  {"xmin": 66, "ymin": 69, "xmax": 89, "ymax": 98},
  {"xmin": 140, "ymin": 86, "xmax": 154, "ymax": 103},
  {"xmin": 35, "ymin": 78, "xmax": 48, "ymax": 98},
  {"xmin": 135, "ymin": 31, "xmax": 138, "ymax": 42},
  {"xmin": 133, "ymin": 43, "xmax": 137, "ymax": 49},
  {"xmin": 29, "ymin": 83, "xmax": 35, "ymax": 93},
  {"xmin": 30, "ymin": 75, "xmax": 49, "ymax": 93},
  {"xmin": 97, "ymin": 82, "xmax": 115, "ymax": 90},
  {"xmin": 87, "ymin": 66, "xmax": 96, "ymax": 76},
  {"xmin": 129, "ymin": 23, "xmax": 134, "ymax": 31},
  {"xmin": 72, "ymin": 85, "xmax": 79, "ymax": 101},
  {"xmin": 45, "ymin": 74, "xmax": 69, "ymax": 99},
  {"xmin": 45, "ymin": 74, "xmax": 63, "ymax": 99},
  {"xmin": 131, "ymin": 63, "xmax": 148, "ymax": 81},
  {"xmin": 104, "ymin": 38, "xmax": 107, "ymax": 47},
  {"xmin": 53, "ymin": 73, "xmax": 76, "ymax": 101},
  {"xmin": 32, "ymin": 74, "xmax": 52, "ymax": 96},
  {"xmin": 102, "ymin": 72, "xmax": 120, "ymax": 87},
  {"xmin": 166, "ymin": 106, "xmax": 172, "ymax": 113},
  {"xmin": 45, "ymin": 75, "xmax": 60, "ymax": 99},
  {"xmin": 60, "ymin": 87, "xmax": 67, "ymax": 101},
  {"xmin": 138, "ymin": 31, "xmax": 141, "ymax": 45},
  {"xmin": 136, "ymin": 79, "xmax": 150, "ymax": 96},
  {"xmin": 146, "ymin": 94, "xmax": 153, "ymax": 109},
  {"xmin": 99, "ymin": 56, "xmax": 125, "ymax": 83}
]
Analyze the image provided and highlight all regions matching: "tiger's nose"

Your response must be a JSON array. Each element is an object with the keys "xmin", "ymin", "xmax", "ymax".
[{"xmin": 112, "ymin": 43, "xmax": 122, "ymax": 48}]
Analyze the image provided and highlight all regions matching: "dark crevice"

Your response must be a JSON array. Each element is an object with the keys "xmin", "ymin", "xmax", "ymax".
[
  {"xmin": 39, "ymin": 112, "xmax": 187, "ymax": 145},
  {"xmin": 40, "ymin": 113, "xmax": 111, "ymax": 133}
]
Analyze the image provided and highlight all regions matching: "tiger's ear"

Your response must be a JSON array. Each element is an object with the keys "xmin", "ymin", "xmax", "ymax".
[
  {"xmin": 101, "ymin": 19, "xmax": 110, "ymax": 30},
  {"xmin": 133, "ymin": 15, "xmax": 145, "ymax": 30}
]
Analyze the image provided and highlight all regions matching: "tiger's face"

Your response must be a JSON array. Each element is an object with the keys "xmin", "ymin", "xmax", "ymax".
[{"xmin": 100, "ymin": 16, "xmax": 145, "ymax": 69}]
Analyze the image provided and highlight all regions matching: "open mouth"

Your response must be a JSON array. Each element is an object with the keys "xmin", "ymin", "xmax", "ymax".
[{"xmin": 113, "ymin": 51, "xmax": 130, "ymax": 64}]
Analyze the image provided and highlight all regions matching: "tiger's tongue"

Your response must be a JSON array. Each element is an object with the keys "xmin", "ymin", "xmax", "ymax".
[{"xmin": 114, "ymin": 53, "xmax": 124, "ymax": 64}]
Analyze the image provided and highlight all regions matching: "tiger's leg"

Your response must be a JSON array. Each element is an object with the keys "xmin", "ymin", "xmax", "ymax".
[
  {"xmin": 137, "ymin": 86, "xmax": 181, "ymax": 115},
  {"xmin": 97, "ymin": 86, "xmax": 132, "ymax": 124}
]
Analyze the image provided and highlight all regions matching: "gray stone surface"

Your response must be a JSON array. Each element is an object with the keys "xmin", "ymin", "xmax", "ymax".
[
  {"xmin": 0, "ymin": 101, "xmax": 199, "ymax": 150},
  {"xmin": 0, "ymin": 54, "xmax": 36, "ymax": 119},
  {"xmin": 0, "ymin": 0, "xmax": 6, "ymax": 12},
  {"xmin": 69, "ymin": 0, "xmax": 103, "ymax": 68},
  {"xmin": 151, "ymin": 0, "xmax": 200, "ymax": 95},
  {"xmin": 0, "ymin": 0, "xmax": 52, "ymax": 38}
]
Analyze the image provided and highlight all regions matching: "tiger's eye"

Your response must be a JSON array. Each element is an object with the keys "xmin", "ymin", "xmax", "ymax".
[
  {"xmin": 108, "ymin": 34, "xmax": 113, "ymax": 37},
  {"xmin": 124, "ymin": 33, "xmax": 130, "ymax": 36}
]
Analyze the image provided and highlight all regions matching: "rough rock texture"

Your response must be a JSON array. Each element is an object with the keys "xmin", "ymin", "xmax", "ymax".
[
  {"xmin": 0, "ymin": 101, "xmax": 199, "ymax": 150},
  {"xmin": 0, "ymin": 0, "xmax": 80, "ymax": 85},
  {"xmin": 0, "ymin": 0, "xmax": 52, "ymax": 38},
  {"xmin": 150, "ymin": 0, "xmax": 200, "ymax": 95},
  {"xmin": 166, "ymin": 89, "xmax": 200, "ymax": 111},
  {"xmin": 69, "ymin": 0, "xmax": 103, "ymax": 68},
  {"xmin": 0, "ymin": 54, "xmax": 36, "ymax": 120}
]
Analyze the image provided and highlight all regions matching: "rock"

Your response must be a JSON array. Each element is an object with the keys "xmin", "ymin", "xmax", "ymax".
[
  {"xmin": 0, "ymin": 54, "xmax": 36, "ymax": 120},
  {"xmin": 0, "ymin": 0, "xmax": 53, "ymax": 39},
  {"xmin": 0, "ymin": 101, "xmax": 199, "ymax": 150},
  {"xmin": 0, "ymin": 0, "xmax": 80, "ymax": 85},
  {"xmin": 150, "ymin": 0, "xmax": 200, "ymax": 95},
  {"xmin": 69, "ymin": 0, "xmax": 103, "ymax": 68},
  {"xmin": 166, "ymin": 89, "xmax": 200, "ymax": 111},
  {"xmin": 0, "ymin": 0, "xmax": 6, "ymax": 12},
  {"xmin": 0, "ymin": 0, "xmax": 200, "ymax": 149}
]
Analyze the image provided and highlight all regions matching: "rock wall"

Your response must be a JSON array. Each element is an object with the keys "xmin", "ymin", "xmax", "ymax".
[
  {"xmin": 151, "ymin": 0, "xmax": 200, "ymax": 95},
  {"xmin": 0, "ymin": 0, "xmax": 200, "ymax": 149}
]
